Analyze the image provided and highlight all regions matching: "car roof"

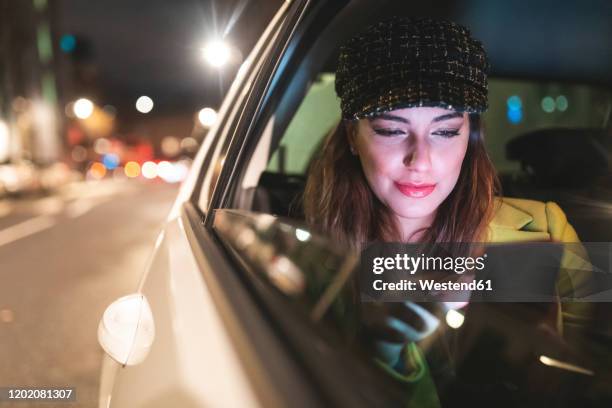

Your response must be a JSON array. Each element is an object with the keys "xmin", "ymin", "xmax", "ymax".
[{"xmin": 316, "ymin": 0, "xmax": 612, "ymax": 87}]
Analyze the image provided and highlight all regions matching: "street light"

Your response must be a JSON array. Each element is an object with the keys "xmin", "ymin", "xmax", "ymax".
[
  {"xmin": 136, "ymin": 96, "xmax": 154, "ymax": 114},
  {"xmin": 73, "ymin": 98, "xmax": 94, "ymax": 119},
  {"xmin": 198, "ymin": 107, "xmax": 217, "ymax": 127},
  {"xmin": 202, "ymin": 40, "xmax": 231, "ymax": 68}
]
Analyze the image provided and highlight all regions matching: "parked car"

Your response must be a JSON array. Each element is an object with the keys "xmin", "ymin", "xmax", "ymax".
[{"xmin": 98, "ymin": 1, "xmax": 612, "ymax": 407}]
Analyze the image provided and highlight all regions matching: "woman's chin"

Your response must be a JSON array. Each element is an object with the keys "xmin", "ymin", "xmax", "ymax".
[{"xmin": 390, "ymin": 204, "xmax": 437, "ymax": 221}]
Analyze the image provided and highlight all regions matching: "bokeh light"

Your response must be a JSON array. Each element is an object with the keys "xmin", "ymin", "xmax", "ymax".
[
  {"xmin": 73, "ymin": 98, "xmax": 94, "ymax": 119},
  {"xmin": 157, "ymin": 161, "xmax": 176, "ymax": 183},
  {"xmin": 507, "ymin": 108, "xmax": 523, "ymax": 124},
  {"xmin": 202, "ymin": 40, "xmax": 231, "ymax": 67},
  {"xmin": 506, "ymin": 95, "xmax": 522, "ymax": 110},
  {"xmin": 71, "ymin": 145, "xmax": 87, "ymax": 162},
  {"xmin": 161, "ymin": 136, "xmax": 181, "ymax": 157},
  {"xmin": 135, "ymin": 96, "xmax": 154, "ymax": 114},
  {"xmin": 295, "ymin": 228, "xmax": 311, "ymax": 242},
  {"xmin": 59, "ymin": 34, "xmax": 76, "ymax": 53},
  {"xmin": 102, "ymin": 153, "xmax": 120, "ymax": 170},
  {"xmin": 556, "ymin": 95, "xmax": 568, "ymax": 112},
  {"xmin": 93, "ymin": 138, "xmax": 111, "ymax": 155},
  {"xmin": 180, "ymin": 137, "xmax": 198, "ymax": 153},
  {"xmin": 88, "ymin": 162, "xmax": 107, "ymax": 180},
  {"xmin": 141, "ymin": 161, "xmax": 157, "ymax": 179},
  {"xmin": 506, "ymin": 95, "xmax": 523, "ymax": 124},
  {"xmin": 541, "ymin": 96, "xmax": 555, "ymax": 113},
  {"xmin": 445, "ymin": 309, "xmax": 465, "ymax": 329},
  {"xmin": 198, "ymin": 107, "xmax": 217, "ymax": 127},
  {"xmin": 124, "ymin": 161, "xmax": 140, "ymax": 178}
]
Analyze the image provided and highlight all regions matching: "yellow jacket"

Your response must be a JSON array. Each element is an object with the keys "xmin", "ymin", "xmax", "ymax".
[
  {"xmin": 488, "ymin": 196, "xmax": 581, "ymax": 243},
  {"xmin": 487, "ymin": 197, "xmax": 592, "ymax": 320}
]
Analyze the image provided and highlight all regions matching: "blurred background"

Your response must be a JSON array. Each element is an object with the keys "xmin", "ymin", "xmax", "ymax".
[{"xmin": 0, "ymin": 0, "xmax": 279, "ymax": 405}]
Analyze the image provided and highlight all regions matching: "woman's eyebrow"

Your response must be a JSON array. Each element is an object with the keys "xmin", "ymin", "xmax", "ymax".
[
  {"xmin": 432, "ymin": 112, "xmax": 463, "ymax": 123},
  {"xmin": 369, "ymin": 113, "xmax": 410, "ymax": 124}
]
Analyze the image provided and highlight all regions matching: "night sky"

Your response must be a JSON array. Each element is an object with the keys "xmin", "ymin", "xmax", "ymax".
[{"xmin": 56, "ymin": 0, "xmax": 282, "ymax": 114}]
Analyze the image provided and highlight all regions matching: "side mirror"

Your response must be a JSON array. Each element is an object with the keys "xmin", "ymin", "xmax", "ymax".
[{"xmin": 97, "ymin": 293, "xmax": 155, "ymax": 366}]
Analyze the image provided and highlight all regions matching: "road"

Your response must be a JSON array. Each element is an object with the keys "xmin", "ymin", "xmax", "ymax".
[{"xmin": 0, "ymin": 180, "xmax": 179, "ymax": 407}]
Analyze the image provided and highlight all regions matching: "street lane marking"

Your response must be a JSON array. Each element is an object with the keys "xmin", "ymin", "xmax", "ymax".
[{"xmin": 0, "ymin": 215, "xmax": 57, "ymax": 247}]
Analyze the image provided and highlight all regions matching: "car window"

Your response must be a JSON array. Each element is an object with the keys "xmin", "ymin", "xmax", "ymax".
[
  {"xmin": 195, "ymin": 0, "xmax": 290, "ymax": 214},
  {"xmin": 266, "ymin": 73, "xmax": 340, "ymax": 174}
]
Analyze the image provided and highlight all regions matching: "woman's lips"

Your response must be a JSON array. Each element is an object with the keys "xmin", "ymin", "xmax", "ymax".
[{"xmin": 394, "ymin": 182, "xmax": 436, "ymax": 198}]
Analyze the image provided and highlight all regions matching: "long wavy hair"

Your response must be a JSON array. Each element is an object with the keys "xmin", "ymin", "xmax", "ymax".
[{"xmin": 303, "ymin": 114, "xmax": 500, "ymax": 250}]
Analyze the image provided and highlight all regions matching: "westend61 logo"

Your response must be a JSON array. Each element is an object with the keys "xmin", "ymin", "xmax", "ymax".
[
  {"xmin": 372, "ymin": 253, "xmax": 487, "ymax": 275},
  {"xmin": 358, "ymin": 242, "xmax": 611, "ymax": 302}
]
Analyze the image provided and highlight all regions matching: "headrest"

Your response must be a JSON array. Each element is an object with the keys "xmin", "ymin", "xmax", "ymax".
[{"xmin": 506, "ymin": 128, "xmax": 609, "ymax": 187}]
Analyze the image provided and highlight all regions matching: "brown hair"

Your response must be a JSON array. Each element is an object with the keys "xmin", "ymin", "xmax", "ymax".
[{"xmin": 303, "ymin": 114, "xmax": 500, "ymax": 250}]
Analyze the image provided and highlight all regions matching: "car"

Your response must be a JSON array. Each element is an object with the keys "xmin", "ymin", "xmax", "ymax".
[{"xmin": 97, "ymin": 1, "xmax": 612, "ymax": 407}]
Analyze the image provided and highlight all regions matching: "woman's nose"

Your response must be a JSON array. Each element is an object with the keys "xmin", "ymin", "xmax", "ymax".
[{"xmin": 403, "ymin": 139, "xmax": 431, "ymax": 171}]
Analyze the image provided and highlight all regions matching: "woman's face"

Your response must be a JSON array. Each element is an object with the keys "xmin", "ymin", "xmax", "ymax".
[{"xmin": 349, "ymin": 107, "xmax": 470, "ymax": 224}]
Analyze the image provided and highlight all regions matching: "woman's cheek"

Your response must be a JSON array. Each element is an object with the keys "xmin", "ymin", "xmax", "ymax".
[
  {"xmin": 432, "ymin": 142, "xmax": 467, "ymax": 186},
  {"xmin": 363, "ymin": 147, "xmax": 398, "ymax": 182}
]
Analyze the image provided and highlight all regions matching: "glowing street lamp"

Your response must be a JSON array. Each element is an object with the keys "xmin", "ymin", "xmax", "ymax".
[
  {"xmin": 136, "ymin": 96, "xmax": 154, "ymax": 114},
  {"xmin": 73, "ymin": 98, "xmax": 94, "ymax": 119},
  {"xmin": 198, "ymin": 107, "xmax": 217, "ymax": 128},
  {"xmin": 202, "ymin": 40, "xmax": 231, "ymax": 68}
]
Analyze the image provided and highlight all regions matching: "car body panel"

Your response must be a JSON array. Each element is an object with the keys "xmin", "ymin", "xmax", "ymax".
[{"xmin": 98, "ymin": 217, "xmax": 260, "ymax": 408}]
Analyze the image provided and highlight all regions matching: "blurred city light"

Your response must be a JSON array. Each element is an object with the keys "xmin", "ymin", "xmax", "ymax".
[
  {"xmin": 135, "ymin": 96, "xmax": 154, "ymax": 114},
  {"xmin": 202, "ymin": 40, "xmax": 231, "ymax": 67},
  {"xmin": 157, "ymin": 161, "xmax": 177, "ymax": 183},
  {"xmin": 295, "ymin": 228, "xmax": 311, "ymax": 242},
  {"xmin": 445, "ymin": 309, "xmax": 465, "ymax": 329},
  {"xmin": 161, "ymin": 136, "xmax": 181, "ymax": 157},
  {"xmin": 141, "ymin": 161, "xmax": 158, "ymax": 179},
  {"xmin": 93, "ymin": 138, "xmax": 111, "ymax": 155},
  {"xmin": 59, "ymin": 34, "xmax": 76, "ymax": 53},
  {"xmin": 556, "ymin": 95, "xmax": 569, "ymax": 111},
  {"xmin": 180, "ymin": 137, "xmax": 199, "ymax": 153},
  {"xmin": 507, "ymin": 108, "xmax": 523, "ymax": 124},
  {"xmin": 198, "ymin": 107, "xmax": 217, "ymax": 127},
  {"xmin": 541, "ymin": 96, "xmax": 555, "ymax": 113},
  {"xmin": 102, "ymin": 153, "xmax": 120, "ymax": 170},
  {"xmin": 124, "ymin": 161, "xmax": 140, "ymax": 178},
  {"xmin": 506, "ymin": 95, "xmax": 522, "ymax": 110},
  {"xmin": 506, "ymin": 95, "xmax": 523, "ymax": 124},
  {"xmin": 71, "ymin": 145, "xmax": 87, "ymax": 162},
  {"xmin": 74, "ymin": 98, "xmax": 94, "ymax": 119},
  {"xmin": 88, "ymin": 162, "xmax": 107, "ymax": 180},
  {"xmin": 0, "ymin": 120, "xmax": 9, "ymax": 162},
  {"xmin": 173, "ymin": 161, "xmax": 190, "ymax": 181}
]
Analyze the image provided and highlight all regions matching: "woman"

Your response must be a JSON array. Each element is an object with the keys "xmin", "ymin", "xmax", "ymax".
[
  {"xmin": 304, "ymin": 16, "xmax": 581, "ymax": 249},
  {"xmin": 302, "ymin": 16, "xmax": 591, "ymax": 404}
]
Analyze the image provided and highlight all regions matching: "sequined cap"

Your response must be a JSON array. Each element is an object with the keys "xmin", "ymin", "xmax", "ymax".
[{"xmin": 335, "ymin": 17, "xmax": 490, "ymax": 120}]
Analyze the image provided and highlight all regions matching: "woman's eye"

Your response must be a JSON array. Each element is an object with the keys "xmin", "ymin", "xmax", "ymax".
[
  {"xmin": 431, "ymin": 129, "xmax": 460, "ymax": 138},
  {"xmin": 373, "ymin": 128, "xmax": 406, "ymax": 137}
]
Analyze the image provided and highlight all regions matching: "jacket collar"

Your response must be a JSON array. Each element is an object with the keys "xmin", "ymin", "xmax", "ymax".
[{"xmin": 489, "ymin": 198, "xmax": 534, "ymax": 230}]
